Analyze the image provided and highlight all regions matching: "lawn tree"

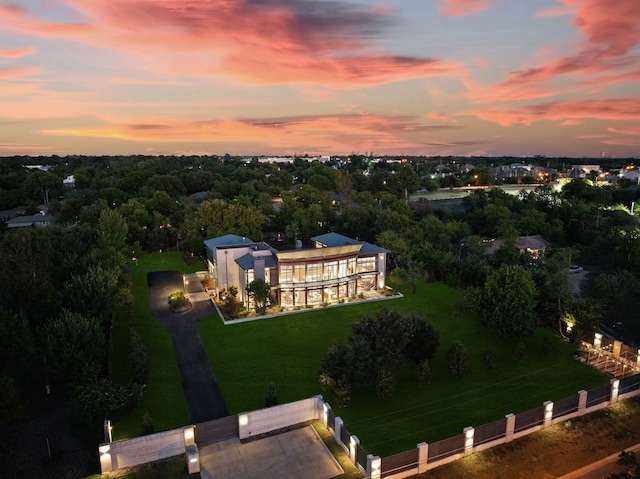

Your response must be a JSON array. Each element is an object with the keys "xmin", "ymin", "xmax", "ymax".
[
  {"xmin": 64, "ymin": 263, "xmax": 120, "ymax": 328},
  {"xmin": 246, "ymin": 279, "xmax": 275, "ymax": 315},
  {"xmin": 319, "ymin": 341, "xmax": 355, "ymax": 407},
  {"xmin": 469, "ymin": 264, "xmax": 538, "ymax": 338},
  {"xmin": 403, "ymin": 313, "xmax": 440, "ymax": 365}
]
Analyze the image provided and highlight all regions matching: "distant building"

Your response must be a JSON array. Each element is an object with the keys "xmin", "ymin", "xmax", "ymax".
[
  {"xmin": 6, "ymin": 211, "xmax": 54, "ymax": 228},
  {"xmin": 485, "ymin": 234, "xmax": 549, "ymax": 259},
  {"xmin": 204, "ymin": 233, "xmax": 388, "ymax": 311}
]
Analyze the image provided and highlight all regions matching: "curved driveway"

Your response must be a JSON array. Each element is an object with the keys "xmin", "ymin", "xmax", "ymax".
[{"xmin": 147, "ymin": 271, "xmax": 229, "ymax": 424}]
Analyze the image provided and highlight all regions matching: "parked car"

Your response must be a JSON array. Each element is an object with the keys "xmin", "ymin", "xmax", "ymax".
[{"xmin": 568, "ymin": 265, "xmax": 583, "ymax": 274}]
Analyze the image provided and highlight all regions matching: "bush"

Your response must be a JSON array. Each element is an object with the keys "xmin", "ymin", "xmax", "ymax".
[
  {"xmin": 482, "ymin": 348, "xmax": 496, "ymax": 369},
  {"xmin": 169, "ymin": 290, "xmax": 189, "ymax": 309},
  {"xmin": 447, "ymin": 340, "xmax": 470, "ymax": 380},
  {"xmin": 142, "ymin": 412, "xmax": 154, "ymax": 435},
  {"xmin": 416, "ymin": 359, "xmax": 431, "ymax": 385},
  {"xmin": 265, "ymin": 382, "xmax": 278, "ymax": 407},
  {"xmin": 513, "ymin": 341, "xmax": 528, "ymax": 363},
  {"xmin": 376, "ymin": 366, "xmax": 395, "ymax": 400}
]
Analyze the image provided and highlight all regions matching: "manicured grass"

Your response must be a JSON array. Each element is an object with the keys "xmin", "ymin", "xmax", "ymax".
[
  {"xmin": 112, "ymin": 252, "xmax": 205, "ymax": 440},
  {"xmin": 197, "ymin": 280, "xmax": 608, "ymax": 457}
]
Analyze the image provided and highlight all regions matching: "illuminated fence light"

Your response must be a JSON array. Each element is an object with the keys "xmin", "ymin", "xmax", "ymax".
[
  {"xmin": 99, "ymin": 444, "xmax": 110, "ymax": 455},
  {"xmin": 611, "ymin": 378, "xmax": 620, "ymax": 404},
  {"xmin": 371, "ymin": 456, "xmax": 381, "ymax": 479},
  {"xmin": 544, "ymin": 401, "xmax": 554, "ymax": 427},
  {"xmin": 239, "ymin": 414, "xmax": 248, "ymax": 427},
  {"xmin": 463, "ymin": 427, "xmax": 474, "ymax": 456},
  {"xmin": 594, "ymin": 333, "xmax": 603, "ymax": 348}
]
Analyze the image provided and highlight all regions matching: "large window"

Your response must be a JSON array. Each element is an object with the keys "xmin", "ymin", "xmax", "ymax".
[
  {"xmin": 280, "ymin": 265, "xmax": 293, "ymax": 283},
  {"xmin": 306, "ymin": 263, "xmax": 321, "ymax": 282},
  {"xmin": 357, "ymin": 257, "xmax": 376, "ymax": 273},
  {"xmin": 294, "ymin": 264, "xmax": 305, "ymax": 283},
  {"xmin": 348, "ymin": 258, "xmax": 357, "ymax": 275},
  {"xmin": 338, "ymin": 260, "xmax": 347, "ymax": 278},
  {"xmin": 323, "ymin": 261, "xmax": 337, "ymax": 280}
]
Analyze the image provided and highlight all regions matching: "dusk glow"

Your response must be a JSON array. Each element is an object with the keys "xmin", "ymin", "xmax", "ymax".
[{"xmin": 0, "ymin": 0, "xmax": 639, "ymax": 157}]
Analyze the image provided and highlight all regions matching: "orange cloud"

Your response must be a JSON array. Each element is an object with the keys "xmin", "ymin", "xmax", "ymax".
[
  {"xmin": 602, "ymin": 139, "xmax": 640, "ymax": 146},
  {"xmin": 462, "ymin": 98, "xmax": 640, "ymax": 126},
  {"xmin": 0, "ymin": 66, "xmax": 41, "ymax": 78},
  {"xmin": 608, "ymin": 127, "xmax": 640, "ymax": 135},
  {"xmin": 438, "ymin": 0, "xmax": 493, "ymax": 16},
  {"xmin": 0, "ymin": 46, "xmax": 34, "ymax": 58}
]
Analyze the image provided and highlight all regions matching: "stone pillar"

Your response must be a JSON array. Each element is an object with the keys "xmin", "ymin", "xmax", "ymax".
[
  {"xmin": 505, "ymin": 413, "xmax": 515, "ymax": 443},
  {"xmin": 578, "ymin": 390, "xmax": 588, "ymax": 416},
  {"xmin": 103, "ymin": 419, "xmax": 112, "ymax": 443},
  {"xmin": 417, "ymin": 442, "xmax": 429, "ymax": 474},
  {"xmin": 98, "ymin": 444, "xmax": 112, "ymax": 473},
  {"xmin": 334, "ymin": 417, "xmax": 343, "ymax": 445},
  {"xmin": 463, "ymin": 426, "xmax": 474, "ymax": 457},
  {"xmin": 611, "ymin": 378, "xmax": 620, "ymax": 405},
  {"xmin": 238, "ymin": 413, "xmax": 249, "ymax": 439},
  {"xmin": 349, "ymin": 435, "xmax": 359, "ymax": 464},
  {"xmin": 186, "ymin": 444, "xmax": 200, "ymax": 474},
  {"xmin": 320, "ymin": 399, "xmax": 331, "ymax": 428},
  {"xmin": 183, "ymin": 425, "xmax": 195, "ymax": 447},
  {"xmin": 314, "ymin": 394, "xmax": 324, "ymax": 421},
  {"xmin": 543, "ymin": 401, "xmax": 554, "ymax": 428},
  {"xmin": 367, "ymin": 454, "xmax": 381, "ymax": 479}
]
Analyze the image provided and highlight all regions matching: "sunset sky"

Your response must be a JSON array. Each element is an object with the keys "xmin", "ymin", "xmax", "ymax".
[{"xmin": 0, "ymin": 0, "xmax": 639, "ymax": 158}]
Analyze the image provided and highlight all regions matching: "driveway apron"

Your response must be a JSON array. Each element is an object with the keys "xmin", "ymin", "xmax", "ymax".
[{"xmin": 147, "ymin": 271, "xmax": 229, "ymax": 423}]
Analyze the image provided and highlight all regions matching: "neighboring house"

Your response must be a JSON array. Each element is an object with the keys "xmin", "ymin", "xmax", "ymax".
[
  {"xmin": 204, "ymin": 232, "xmax": 388, "ymax": 311},
  {"xmin": 6, "ymin": 211, "xmax": 54, "ymax": 228},
  {"xmin": 484, "ymin": 234, "xmax": 549, "ymax": 259}
]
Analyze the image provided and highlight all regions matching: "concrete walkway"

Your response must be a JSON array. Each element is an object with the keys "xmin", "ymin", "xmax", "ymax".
[
  {"xmin": 199, "ymin": 426, "xmax": 343, "ymax": 479},
  {"xmin": 147, "ymin": 271, "xmax": 229, "ymax": 424}
]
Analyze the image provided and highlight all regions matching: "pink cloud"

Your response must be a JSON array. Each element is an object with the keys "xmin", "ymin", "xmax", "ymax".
[
  {"xmin": 0, "ymin": 0, "xmax": 465, "ymax": 87},
  {"xmin": 426, "ymin": 112, "xmax": 450, "ymax": 120},
  {"xmin": 574, "ymin": 134, "xmax": 605, "ymax": 139},
  {"xmin": 0, "ymin": 46, "xmax": 34, "ymax": 58},
  {"xmin": 608, "ymin": 127, "xmax": 640, "ymax": 135},
  {"xmin": 438, "ymin": 0, "xmax": 493, "ymax": 16},
  {"xmin": 534, "ymin": 6, "xmax": 575, "ymax": 18},
  {"xmin": 560, "ymin": 120, "xmax": 580, "ymax": 126},
  {"xmin": 462, "ymin": 98, "xmax": 640, "ymax": 126}
]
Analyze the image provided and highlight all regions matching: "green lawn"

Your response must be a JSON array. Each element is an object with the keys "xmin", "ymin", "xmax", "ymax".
[
  {"xmin": 112, "ymin": 252, "xmax": 205, "ymax": 440},
  {"xmin": 114, "ymin": 252, "xmax": 608, "ymax": 457},
  {"xmin": 197, "ymin": 280, "xmax": 608, "ymax": 457}
]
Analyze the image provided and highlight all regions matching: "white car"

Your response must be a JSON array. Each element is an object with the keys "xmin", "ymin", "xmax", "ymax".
[{"xmin": 568, "ymin": 265, "xmax": 583, "ymax": 274}]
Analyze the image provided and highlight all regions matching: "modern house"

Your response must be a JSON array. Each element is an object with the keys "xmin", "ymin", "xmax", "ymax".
[{"xmin": 204, "ymin": 233, "xmax": 388, "ymax": 311}]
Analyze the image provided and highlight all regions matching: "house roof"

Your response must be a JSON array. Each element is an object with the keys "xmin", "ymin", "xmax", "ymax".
[
  {"xmin": 6, "ymin": 213, "xmax": 54, "ymax": 227},
  {"xmin": 235, "ymin": 253, "xmax": 278, "ymax": 271},
  {"xmin": 485, "ymin": 234, "xmax": 549, "ymax": 255},
  {"xmin": 312, "ymin": 232, "xmax": 388, "ymax": 255},
  {"xmin": 204, "ymin": 234, "xmax": 253, "ymax": 251}
]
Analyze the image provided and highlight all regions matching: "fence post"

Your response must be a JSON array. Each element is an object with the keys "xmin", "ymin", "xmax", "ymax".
[
  {"xmin": 98, "ymin": 444, "xmax": 112, "ymax": 473},
  {"xmin": 417, "ymin": 442, "xmax": 429, "ymax": 473},
  {"xmin": 322, "ymin": 401, "xmax": 331, "ymax": 429},
  {"xmin": 610, "ymin": 378, "xmax": 620, "ymax": 404},
  {"xmin": 334, "ymin": 417, "xmax": 343, "ymax": 445},
  {"xmin": 349, "ymin": 435, "xmax": 359, "ymax": 463},
  {"xmin": 505, "ymin": 414, "xmax": 515, "ymax": 443},
  {"xmin": 543, "ymin": 401, "xmax": 554, "ymax": 428},
  {"xmin": 463, "ymin": 426, "xmax": 474, "ymax": 457},
  {"xmin": 238, "ymin": 412, "xmax": 249, "ymax": 439},
  {"xmin": 314, "ymin": 394, "xmax": 323, "ymax": 420},
  {"xmin": 186, "ymin": 444, "xmax": 200, "ymax": 474},
  {"xmin": 367, "ymin": 454, "xmax": 381, "ymax": 479},
  {"xmin": 183, "ymin": 425, "xmax": 195, "ymax": 447},
  {"xmin": 594, "ymin": 333, "xmax": 602, "ymax": 348},
  {"xmin": 578, "ymin": 390, "xmax": 588, "ymax": 416}
]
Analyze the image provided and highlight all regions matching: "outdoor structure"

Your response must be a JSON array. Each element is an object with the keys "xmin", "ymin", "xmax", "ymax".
[
  {"xmin": 204, "ymin": 233, "xmax": 388, "ymax": 310},
  {"xmin": 484, "ymin": 234, "xmax": 549, "ymax": 259}
]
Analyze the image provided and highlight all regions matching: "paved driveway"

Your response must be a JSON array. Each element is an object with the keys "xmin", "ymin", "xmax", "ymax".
[
  {"xmin": 147, "ymin": 271, "xmax": 229, "ymax": 423},
  {"xmin": 199, "ymin": 426, "xmax": 343, "ymax": 479}
]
